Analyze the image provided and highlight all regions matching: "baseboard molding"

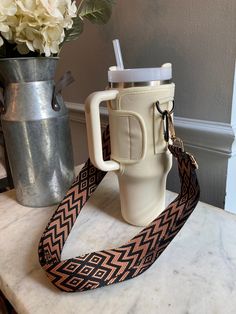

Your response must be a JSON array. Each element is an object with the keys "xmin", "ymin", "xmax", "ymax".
[{"xmin": 67, "ymin": 102, "xmax": 236, "ymax": 157}]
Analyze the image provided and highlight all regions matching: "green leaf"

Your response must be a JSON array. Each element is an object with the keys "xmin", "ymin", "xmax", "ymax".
[
  {"xmin": 80, "ymin": 0, "xmax": 114, "ymax": 24},
  {"xmin": 64, "ymin": 16, "xmax": 84, "ymax": 43}
]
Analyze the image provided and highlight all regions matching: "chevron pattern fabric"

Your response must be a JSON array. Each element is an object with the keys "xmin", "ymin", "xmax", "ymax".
[{"xmin": 38, "ymin": 126, "xmax": 200, "ymax": 292}]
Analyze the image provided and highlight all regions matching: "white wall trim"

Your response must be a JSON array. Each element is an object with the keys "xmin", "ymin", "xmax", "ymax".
[
  {"xmin": 175, "ymin": 117, "xmax": 236, "ymax": 157},
  {"xmin": 230, "ymin": 61, "xmax": 236, "ymax": 125},
  {"xmin": 228, "ymin": 61, "xmax": 236, "ymax": 157},
  {"xmin": 67, "ymin": 102, "xmax": 236, "ymax": 158}
]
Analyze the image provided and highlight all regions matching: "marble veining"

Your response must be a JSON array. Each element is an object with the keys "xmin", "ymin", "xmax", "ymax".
[{"xmin": 0, "ymin": 167, "xmax": 236, "ymax": 314}]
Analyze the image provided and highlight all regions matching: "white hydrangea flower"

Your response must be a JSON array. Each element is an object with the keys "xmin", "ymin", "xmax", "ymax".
[
  {"xmin": 0, "ymin": 1, "xmax": 17, "ymax": 44},
  {"xmin": 15, "ymin": 0, "xmax": 37, "ymax": 16},
  {"xmin": 15, "ymin": 22, "xmax": 44, "ymax": 54},
  {"xmin": 0, "ymin": 1, "xmax": 17, "ymax": 16},
  {"xmin": 39, "ymin": 0, "xmax": 63, "ymax": 20},
  {"xmin": 0, "ymin": 36, "xmax": 3, "ymax": 47},
  {"xmin": 41, "ymin": 24, "xmax": 65, "ymax": 56},
  {"xmin": 0, "ymin": 21, "xmax": 9, "ymax": 34},
  {"xmin": 16, "ymin": 42, "xmax": 30, "ymax": 54},
  {"xmin": 0, "ymin": 0, "xmax": 78, "ymax": 56},
  {"xmin": 1, "ymin": 16, "xmax": 18, "ymax": 41}
]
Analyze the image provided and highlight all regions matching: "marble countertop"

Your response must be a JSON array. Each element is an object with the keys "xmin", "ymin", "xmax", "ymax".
[{"xmin": 0, "ymin": 167, "xmax": 236, "ymax": 314}]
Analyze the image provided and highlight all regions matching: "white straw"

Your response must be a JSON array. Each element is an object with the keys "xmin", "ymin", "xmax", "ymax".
[{"xmin": 112, "ymin": 39, "xmax": 124, "ymax": 69}]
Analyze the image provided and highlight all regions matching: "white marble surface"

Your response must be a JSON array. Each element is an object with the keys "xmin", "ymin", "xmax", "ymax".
[{"xmin": 0, "ymin": 166, "xmax": 236, "ymax": 314}]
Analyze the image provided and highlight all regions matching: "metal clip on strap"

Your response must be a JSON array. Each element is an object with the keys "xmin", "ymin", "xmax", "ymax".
[
  {"xmin": 167, "ymin": 113, "xmax": 185, "ymax": 152},
  {"xmin": 155, "ymin": 100, "xmax": 198, "ymax": 168}
]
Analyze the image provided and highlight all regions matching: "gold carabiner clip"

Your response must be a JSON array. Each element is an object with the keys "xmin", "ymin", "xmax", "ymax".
[
  {"xmin": 166, "ymin": 113, "xmax": 184, "ymax": 152},
  {"xmin": 155, "ymin": 100, "xmax": 198, "ymax": 169}
]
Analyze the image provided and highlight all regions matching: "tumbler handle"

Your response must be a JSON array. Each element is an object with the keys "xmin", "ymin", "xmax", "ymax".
[{"xmin": 85, "ymin": 90, "xmax": 120, "ymax": 171}]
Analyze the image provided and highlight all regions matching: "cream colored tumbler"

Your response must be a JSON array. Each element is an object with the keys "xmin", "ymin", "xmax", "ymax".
[{"xmin": 85, "ymin": 64, "xmax": 175, "ymax": 226}]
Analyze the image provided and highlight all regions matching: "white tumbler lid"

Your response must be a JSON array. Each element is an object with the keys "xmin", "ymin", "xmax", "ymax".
[{"xmin": 108, "ymin": 63, "xmax": 172, "ymax": 83}]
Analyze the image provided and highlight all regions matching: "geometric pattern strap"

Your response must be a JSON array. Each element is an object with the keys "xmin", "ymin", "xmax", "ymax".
[{"xmin": 38, "ymin": 126, "xmax": 200, "ymax": 292}]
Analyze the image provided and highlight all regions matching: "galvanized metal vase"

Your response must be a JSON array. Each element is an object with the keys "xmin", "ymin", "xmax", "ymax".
[{"xmin": 0, "ymin": 57, "xmax": 74, "ymax": 207}]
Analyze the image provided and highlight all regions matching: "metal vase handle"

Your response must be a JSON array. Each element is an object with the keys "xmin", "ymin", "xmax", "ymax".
[{"xmin": 52, "ymin": 71, "xmax": 75, "ymax": 111}]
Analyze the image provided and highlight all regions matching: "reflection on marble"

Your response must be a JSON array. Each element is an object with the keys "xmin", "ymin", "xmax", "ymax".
[{"xmin": 0, "ymin": 166, "xmax": 236, "ymax": 314}]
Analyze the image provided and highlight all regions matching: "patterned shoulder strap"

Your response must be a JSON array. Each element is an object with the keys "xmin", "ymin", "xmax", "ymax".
[{"xmin": 38, "ymin": 126, "xmax": 200, "ymax": 292}]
